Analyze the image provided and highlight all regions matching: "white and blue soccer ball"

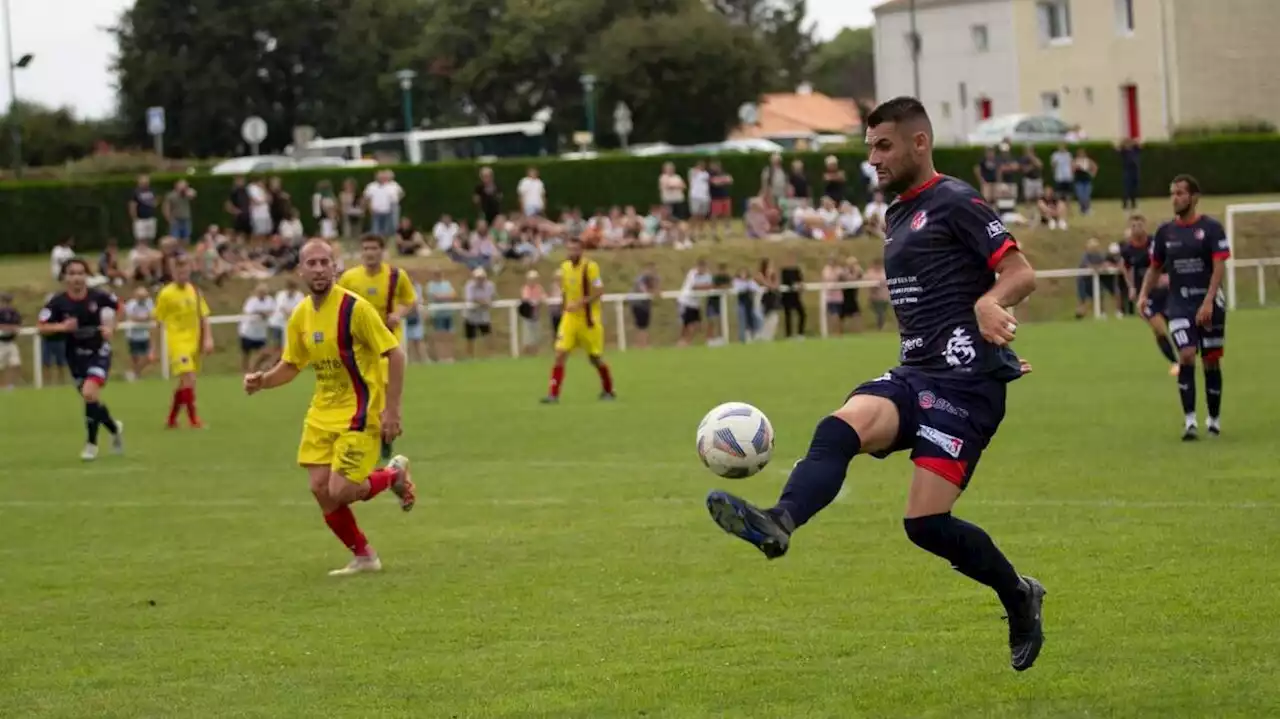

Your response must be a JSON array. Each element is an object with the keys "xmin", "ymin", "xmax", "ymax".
[{"xmin": 695, "ymin": 402, "xmax": 775, "ymax": 479}]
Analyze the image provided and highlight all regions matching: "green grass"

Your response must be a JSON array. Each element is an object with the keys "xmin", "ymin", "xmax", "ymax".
[{"xmin": 2, "ymin": 310, "xmax": 1279, "ymax": 717}]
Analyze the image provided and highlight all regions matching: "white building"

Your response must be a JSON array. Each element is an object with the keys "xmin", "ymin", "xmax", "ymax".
[{"xmin": 874, "ymin": 0, "xmax": 1021, "ymax": 145}]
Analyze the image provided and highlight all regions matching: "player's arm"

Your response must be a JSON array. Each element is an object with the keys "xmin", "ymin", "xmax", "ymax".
[
  {"xmin": 390, "ymin": 272, "xmax": 418, "ymax": 328},
  {"xmin": 1199, "ymin": 223, "xmax": 1231, "ymax": 325},
  {"xmin": 37, "ymin": 300, "xmax": 75, "ymax": 334},
  {"xmin": 354, "ymin": 301, "xmax": 404, "ymax": 439},
  {"xmin": 584, "ymin": 263, "xmax": 605, "ymax": 305},
  {"xmin": 957, "ymin": 199, "xmax": 1034, "ymax": 346},
  {"xmin": 199, "ymin": 295, "xmax": 214, "ymax": 353},
  {"xmin": 1138, "ymin": 229, "xmax": 1166, "ymax": 304},
  {"xmin": 245, "ymin": 310, "xmax": 307, "ymax": 394},
  {"xmin": 99, "ymin": 292, "xmax": 120, "ymax": 341}
]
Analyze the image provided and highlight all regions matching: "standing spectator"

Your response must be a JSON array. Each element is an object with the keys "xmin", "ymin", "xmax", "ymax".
[
  {"xmin": 122, "ymin": 286, "xmax": 154, "ymax": 381},
  {"xmin": 760, "ymin": 153, "xmax": 789, "ymax": 211},
  {"xmin": 267, "ymin": 176, "xmax": 291, "ymax": 235},
  {"xmin": 163, "ymin": 179, "xmax": 197, "ymax": 243},
  {"xmin": 363, "ymin": 170, "xmax": 405, "ymax": 237},
  {"xmin": 266, "ymin": 278, "xmax": 304, "ymax": 366},
  {"xmin": 238, "ymin": 283, "xmax": 275, "ymax": 372},
  {"xmin": 859, "ymin": 156, "xmax": 878, "ymax": 199},
  {"xmin": 821, "ymin": 156, "xmax": 846, "ymax": 205},
  {"xmin": 732, "ymin": 268, "xmax": 760, "ymax": 343},
  {"xmin": 708, "ymin": 160, "xmax": 734, "ymax": 239},
  {"xmin": 519, "ymin": 270, "xmax": 546, "ymax": 355},
  {"xmin": 705, "ymin": 262, "xmax": 732, "ymax": 346},
  {"xmin": 996, "ymin": 141, "xmax": 1021, "ymax": 201},
  {"xmin": 821, "ymin": 255, "xmax": 846, "ymax": 335},
  {"xmin": 842, "ymin": 255, "xmax": 864, "ymax": 333},
  {"xmin": 425, "ymin": 268, "xmax": 457, "ymax": 363},
  {"xmin": 50, "ymin": 236, "xmax": 76, "ymax": 280},
  {"xmin": 1020, "ymin": 145, "xmax": 1044, "ymax": 206},
  {"xmin": 225, "ymin": 176, "xmax": 252, "ymax": 240},
  {"xmin": 1118, "ymin": 139, "xmax": 1141, "ymax": 211},
  {"xmin": 312, "ymin": 180, "xmax": 339, "ymax": 240},
  {"xmin": 677, "ymin": 258, "xmax": 713, "ymax": 346},
  {"xmin": 0, "ymin": 293, "xmax": 21, "ymax": 390},
  {"xmin": 1073, "ymin": 148, "xmax": 1099, "ymax": 215},
  {"xmin": 403, "ymin": 278, "xmax": 427, "ymax": 364},
  {"xmin": 1050, "ymin": 143, "xmax": 1074, "ymax": 201},
  {"xmin": 474, "ymin": 166, "xmax": 503, "ymax": 224},
  {"xmin": 779, "ymin": 254, "xmax": 806, "ymax": 338},
  {"xmin": 1075, "ymin": 238, "xmax": 1107, "ymax": 319},
  {"xmin": 130, "ymin": 174, "xmax": 159, "ymax": 244},
  {"xmin": 788, "ymin": 158, "xmax": 811, "ymax": 210},
  {"xmin": 39, "ymin": 290, "xmax": 67, "ymax": 385},
  {"xmin": 658, "ymin": 162, "xmax": 689, "ymax": 242},
  {"xmin": 755, "ymin": 257, "xmax": 782, "ymax": 341},
  {"xmin": 248, "ymin": 179, "xmax": 274, "ymax": 240},
  {"xmin": 339, "ymin": 178, "xmax": 363, "ymax": 238},
  {"xmin": 687, "ymin": 161, "xmax": 711, "ymax": 241},
  {"xmin": 517, "ymin": 167, "xmax": 546, "ymax": 218},
  {"xmin": 974, "ymin": 147, "xmax": 999, "ymax": 203},
  {"xmin": 630, "ymin": 262, "xmax": 659, "ymax": 349},
  {"xmin": 863, "ymin": 191, "xmax": 889, "ymax": 239},
  {"xmin": 463, "ymin": 267, "xmax": 495, "ymax": 359},
  {"xmin": 864, "ymin": 257, "xmax": 891, "ymax": 331}
]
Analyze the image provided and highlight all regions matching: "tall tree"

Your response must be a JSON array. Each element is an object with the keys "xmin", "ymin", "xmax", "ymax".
[
  {"xmin": 587, "ymin": 6, "xmax": 772, "ymax": 144},
  {"xmin": 709, "ymin": 0, "xmax": 816, "ymax": 92},
  {"xmin": 0, "ymin": 102, "xmax": 118, "ymax": 168},
  {"xmin": 806, "ymin": 27, "xmax": 875, "ymax": 100}
]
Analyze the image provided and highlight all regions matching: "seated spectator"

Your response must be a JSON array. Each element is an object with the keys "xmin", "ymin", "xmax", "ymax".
[
  {"xmin": 838, "ymin": 201, "xmax": 864, "ymax": 237},
  {"xmin": 472, "ymin": 220, "xmax": 499, "ymax": 269},
  {"xmin": 99, "ymin": 239, "xmax": 127, "ymax": 286},
  {"xmin": 864, "ymin": 191, "xmax": 889, "ymax": 239},
  {"xmin": 433, "ymin": 214, "xmax": 460, "ymax": 253},
  {"xmin": 1038, "ymin": 186, "xmax": 1069, "ymax": 230},
  {"xmin": 193, "ymin": 227, "xmax": 233, "ymax": 285},
  {"xmin": 129, "ymin": 238, "xmax": 164, "ymax": 284},
  {"xmin": 744, "ymin": 197, "xmax": 774, "ymax": 240},
  {"xmin": 278, "ymin": 208, "xmax": 305, "ymax": 246},
  {"xmin": 395, "ymin": 216, "xmax": 428, "ymax": 256}
]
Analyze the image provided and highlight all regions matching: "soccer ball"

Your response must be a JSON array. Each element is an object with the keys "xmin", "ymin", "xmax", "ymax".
[{"xmin": 695, "ymin": 402, "xmax": 775, "ymax": 479}]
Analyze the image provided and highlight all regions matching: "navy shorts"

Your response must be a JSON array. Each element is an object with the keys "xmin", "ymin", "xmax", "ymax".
[
  {"xmin": 240, "ymin": 337, "xmax": 267, "ymax": 354},
  {"xmin": 1141, "ymin": 287, "xmax": 1169, "ymax": 320},
  {"xmin": 128, "ymin": 338, "xmax": 150, "ymax": 358},
  {"xmin": 70, "ymin": 351, "xmax": 112, "ymax": 389},
  {"xmin": 850, "ymin": 366, "xmax": 1008, "ymax": 490},
  {"xmin": 631, "ymin": 303, "xmax": 652, "ymax": 330},
  {"xmin": 1168, "ymin": 308, "xmax": 1226, "ymax": 360}
]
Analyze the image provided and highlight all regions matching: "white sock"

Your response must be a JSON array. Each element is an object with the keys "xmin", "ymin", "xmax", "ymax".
[{"xmin": 1185, "ymin": 413, "xmax": 1197, "ymax": 427}]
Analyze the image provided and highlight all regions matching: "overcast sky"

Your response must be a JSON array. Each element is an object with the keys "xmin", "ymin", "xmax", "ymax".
[{"xmin": 1, "ymin": 0, "xmax": 877, "ymax": 120}]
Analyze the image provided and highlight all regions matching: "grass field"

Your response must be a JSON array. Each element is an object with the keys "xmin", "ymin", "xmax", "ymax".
[{"xmin": 2, "ymin": 308, "xmax": 1279, "ymax": 718}]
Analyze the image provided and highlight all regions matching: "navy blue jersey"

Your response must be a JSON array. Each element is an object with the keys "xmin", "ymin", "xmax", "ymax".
[
  {"xmin": 132, "ymin": 187, "xmax": 157, "ymax": 219},
  {"xmin": 884, "ymin": 175, "xmax": 1022, "ymax": 382},
  {"xmin": 38, "ymin": 288, "xmax": 118, "ymax": 359},
  {"xmin": 1120, "ymin": 238, "xmax": 1154, "ymax": 288},
  {"xmin": 1152, "ymin": 216, "xmax": 1229, "ymax": 316}
]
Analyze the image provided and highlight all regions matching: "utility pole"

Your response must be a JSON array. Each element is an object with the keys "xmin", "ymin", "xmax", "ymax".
[{"xmin": 909, "ymin": 0, "xmax": 921, "ymax": 99}]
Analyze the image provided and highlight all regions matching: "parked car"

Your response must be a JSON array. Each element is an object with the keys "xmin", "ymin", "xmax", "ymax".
[
  {"xmin": 209, "ymin": 155, "xmax": 297, "ymax": 175},
  {"xmin": 967, "ymin": 114, "xmax": 1072, "ymax": 146}
]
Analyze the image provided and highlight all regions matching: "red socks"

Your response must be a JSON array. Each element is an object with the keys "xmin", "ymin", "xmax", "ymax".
[
  {"xmin": 597, "ymin": 363, "xmax": 613, "ymax": 394},
  {"xmin": 185, "ymin": 387, "xmax": 199, "ymax": 424},
  {"xmin": 167, "ymin": 387, "xmax": 201, "ymax": 427},
  {"xmin": 548, "ymin": 364, "xmax": 565, "ymax": 399},
  {"xmin": 363, "ymin": 468, "xmax": 396, "ymax": 501},
  {"xmin": 167, "ymin": 389, "xmax": 182, "ymax": 426},
  {"xmin": 323, "ymin": 505, "xmax": 369, "ymax": 556}
]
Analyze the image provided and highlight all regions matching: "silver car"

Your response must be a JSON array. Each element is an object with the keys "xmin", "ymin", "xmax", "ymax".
[{"xmin": 967, "ymin": 114, "xmax": 1072, "ymax": 146}]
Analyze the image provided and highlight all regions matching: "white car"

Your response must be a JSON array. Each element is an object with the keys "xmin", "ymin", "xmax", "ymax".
[
  {"xmin": 210, "ymin": 155, "xmax": 297, "ymax": 175},
  {"xmin": 967, "ymin": 114, "xmax": 1072, "ymax": 147}
]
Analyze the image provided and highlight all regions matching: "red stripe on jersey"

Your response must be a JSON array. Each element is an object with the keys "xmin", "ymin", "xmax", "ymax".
[
  {"xmin": 581, "ymin": 263, "xmax": 594, "ymax": 328},
  {"xmin": 1212, "ymin": 250, "xmax": 1231, "ymax": 262},
  {"xmin": 987, "ymin": 238, "xmax": 1018, "ymax": 270},
  {"xmin": 897, "ymin": 173, "xmax": 943, "ymax": 202},
  {"xmin": 385, "ymin": 267, "xmax": 399, "ymax": 318},
  {"xmin": 913, "ymin": 457, "xmax": 968, "ymax": 488},
  {"xmin": 337, "ymin": 294, "xmax": 370, "ymax": 432}
]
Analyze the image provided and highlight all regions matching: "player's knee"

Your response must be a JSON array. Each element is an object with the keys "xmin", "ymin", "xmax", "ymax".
[
  {"xmin": 832, "ymin": 394, "xmax": 898, "ymax": 454},
  {"xmin": 903, "ymin": 513, "xmax": 951, "ymax": 552}
]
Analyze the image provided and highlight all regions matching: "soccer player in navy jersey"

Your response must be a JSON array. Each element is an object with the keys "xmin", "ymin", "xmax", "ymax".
[
  {"xmin": 1137, "ymin": 175, "xmax": 1229, "ymax": 440},
  {"xmin": 703, "ymin": 97, "xmax": 1047, "ymax": 672},
  {"xmin": 1119, "ymin": 213, "xmax": 1179, "ymax": 376},
  {"xmin": 37, "ymin": 259, "xmax": 125, "ymax": 461}
]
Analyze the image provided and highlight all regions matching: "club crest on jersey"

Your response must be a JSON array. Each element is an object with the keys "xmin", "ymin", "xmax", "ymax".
[
  {"xmin": 88, "ymin": 302, "xmax": 98, "ymax": 313},
  {"xmin": 1194, "ymin": 229, "xmax": 1205, "ymax": 240},
  {"xmin": 910, "ymin": 211, "xmax": 928, "ymax": 231},
  {"xmin": 313, "ymin": 331, "xmax": 324, "ymax": 343},
  {"xmin": 367, "ymin": 287, "xmax": 379, "ymax": 296}
]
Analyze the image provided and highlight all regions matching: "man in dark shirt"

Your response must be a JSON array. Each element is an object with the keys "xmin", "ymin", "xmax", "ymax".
[
  {"xmin": 473, "ymin": 166, "xmax": 503, "ymax": 224},
  {"xmin": 37, "ymin": 259, "xmax": 125, "ymax": 461},
  {"xmin": 1120, "ymin": 214, "xmax": 1177, "ymax": 372},
  {"xmin": 708, "ymin": 161, "xmax": 734, "ymax": 239},
  {"xmin": 1138, "ymin": 174, "xmax": 1229, "ymax": 440},
  {"xmin": 1118, "ymin": 139, "xmax": 1141, "ymax": 210},
  {"xmin": 129, "ymin": 174, "xmax": 158, "ymax": 244},
  {"xmin": 779, "ymin": 257, "xmax": 806, "ymax": 338},
  {"xmin": 703, "ymin": 97, "xmax": 1046, "ymax": 672},
  {"xmin": 225, "ymin": 176, "xmax": 252, "ymax": 238},
  {"xmin": 0, "ymin": 292, "xmax": 21, "ymax": 389}
]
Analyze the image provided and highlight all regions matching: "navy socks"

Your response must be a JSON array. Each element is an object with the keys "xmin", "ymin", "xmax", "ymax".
[{"xmin": 773, "ymin": 416, "xmax": 862, "ymax": 528}]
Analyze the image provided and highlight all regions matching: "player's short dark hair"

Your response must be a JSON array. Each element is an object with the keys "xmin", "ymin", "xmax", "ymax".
[
  {"xmin": 1172, "ymin": 174, "xmax": 1202, "ymax": 195},
  {"xmin": 866, "ymin": 97, "xmax": 931, "ymax": 129},
  {"xmin": 359, "ymin": 233, "xmax": 386, "ymax": 248},
  {"xmin": 59, "ymin": 257, "xmax": 89, "ymax": 279}
]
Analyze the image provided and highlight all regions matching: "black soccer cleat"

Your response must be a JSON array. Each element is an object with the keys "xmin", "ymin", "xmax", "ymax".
[
  {"xmin": 705, "ymin": 490, "xmax": 793, "ymax": 560},
  {"xmin": 599, "ymin": 391, "xmax": 616, "ymax": 401},
  {"xmin": 1006, "ymin": 575, "xmax": 1047, "ymax": 672}
]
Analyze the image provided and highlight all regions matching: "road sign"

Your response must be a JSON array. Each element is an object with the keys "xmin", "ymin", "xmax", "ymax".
[
  {"xmin": 146, "ymin": 107, "xmax": 165, "ymax": 136},
  {"xmin": 738, "ymin": 102, "xmax": 759, "ymax": 126},
  {"xmin": 241, "ymin": 116, "xmax": 268, "ymax": 156}
]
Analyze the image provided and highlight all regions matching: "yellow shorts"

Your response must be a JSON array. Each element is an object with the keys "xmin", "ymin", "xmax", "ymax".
[
  {"xmin": 554, "ymin": 315, "xmax": 605, "ymax": 356},
  {"xmin": 297, "ymin": 424, "xmax": 381, "ymax": 481},
  {"xmin": 169, "ymin": 343, "xmax": 200, "ymax": 376}
]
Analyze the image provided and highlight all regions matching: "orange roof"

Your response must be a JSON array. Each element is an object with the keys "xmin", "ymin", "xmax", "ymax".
[{"xmin": 731, "ymin": 92, "xmax": 862, "ymax": 139}]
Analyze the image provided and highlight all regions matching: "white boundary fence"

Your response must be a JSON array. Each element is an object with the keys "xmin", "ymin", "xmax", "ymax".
[{"xmin": 13, "ymin": 258, "xmax": 1280, "ymax": 389}]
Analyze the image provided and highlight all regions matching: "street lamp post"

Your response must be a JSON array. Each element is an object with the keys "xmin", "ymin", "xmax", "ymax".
[
  {"xmin": 579, "ymin": 73, "xmax": 597, "ymax": 147},
  {"xmin": 395, "ymin": 69, "xmax": 417, "ymax": 133},
  {"xmin": 3, "ymin": 0, "xmax": 33, "ymax": 177}
]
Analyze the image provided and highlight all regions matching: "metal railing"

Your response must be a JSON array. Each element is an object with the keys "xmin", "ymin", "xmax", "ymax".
[{"xmin": 12, "ymin": 258, "xmax": 1280, "ymax": 389}]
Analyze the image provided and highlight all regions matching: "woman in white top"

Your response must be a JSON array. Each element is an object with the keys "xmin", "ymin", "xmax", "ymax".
[
  {"xmin": 278, "ymin": 209, "xmax": 305, "ymax": 245},
  {"xmin": 239, "ymin": 283, "xmax": 276, "ymax": 372},
  {"xmin": 123, "ymin": 286, "xmax": 154, "ymax": 381}
]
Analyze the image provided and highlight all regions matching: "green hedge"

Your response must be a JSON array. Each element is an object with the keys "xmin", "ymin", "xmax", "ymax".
[{"xmin": 3, "ymin": 135, "xmax": 1280, "ymax": 255}]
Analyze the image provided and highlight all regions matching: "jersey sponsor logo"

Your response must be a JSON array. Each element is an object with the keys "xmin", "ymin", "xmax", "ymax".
[
  {"xmin": 943, "ymin": 327, "xmax": 977, "ymax": 367},
  {"xmin": 918, "ymin": 390, "xmax": 969, "ymax": 418},
  {"xmin": 901, "ymin": 336, "xmax": 924, "ymax": 352},
  {"xmin": 917, "ymin": 424, "xmax": 965, "ymax": 458},
  {"xmin": 986, "ymin": 220, "xmax": 1008, "ymax": 238},
  {"xmin": 313, "ymin": 331, "xmax": 325, "ymax": 343},
  {"xmin": 366, "ymin": 287, "xmax": 379, "ymax": 296},
  {"xmin": 910, "ymin": 211, "xmax": 928, "ymax": 231}
]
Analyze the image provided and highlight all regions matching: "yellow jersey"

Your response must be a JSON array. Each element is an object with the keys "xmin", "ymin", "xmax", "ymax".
[
  {"xmin": 283, "ymin": 288, "xmax": 399, "ymax": 433},
  {"xmin": 559, "ymin": 258, "xmax": 604, "ymax": 326},
  {"xmin": 337, "ymin": 263, "xmax": 417, "ymax": 341},
  {"xmin": 154, "ymin": 282, "xmax": 210, "ymax": 347}
]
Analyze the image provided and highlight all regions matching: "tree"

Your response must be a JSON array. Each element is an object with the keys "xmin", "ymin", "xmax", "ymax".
[
  {"xmin": 587, "ymin": 6, "xmax": 772, "ymax": 144},
  {"xmin": 0, "ymin": 102, "xmax": 117, "ymax": 168},
  {"xmin": 806, "ymin": 27, "xmax": 875, "ymax": 101},
  {"xmin": 709, "ymin": 0, "xmax": 817, "ymax": 92}
]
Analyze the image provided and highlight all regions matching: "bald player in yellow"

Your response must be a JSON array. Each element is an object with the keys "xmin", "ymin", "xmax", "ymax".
[
  {"xmin": 152, "ymin": 254, "xmax": 214, "ymax": 428},
  {"xmin": 541, "ymin": 236, "xmax": 616, "ymax": 403},
  {"xmin": 244, "ymin": 239, "xmax": 416, "ymax": 576},
  {"xmin": 338, "ymin": 233, "xmax": 417, "ymax": 461}
]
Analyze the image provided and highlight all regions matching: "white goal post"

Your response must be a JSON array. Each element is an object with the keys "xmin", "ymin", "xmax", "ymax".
[{"xmin": 1225, "ymin": 202, "xmax": 1280, "ymax": 310}]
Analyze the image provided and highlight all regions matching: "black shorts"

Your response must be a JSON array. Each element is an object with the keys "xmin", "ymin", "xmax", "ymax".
[
  {"xmin": 240, "ymin": 337, "xmax": 267, "ymax": 354},
  {"xmin": 666, "ymin": 201, "xmax": 689, "ymax": 221},
  {"xmin": 1141, "ymin": 287, "xmax": 1169, "ymax": 319},
  {"xmin": 1168, "ymin": 308, "xmax": 1226, "ymax": 359},
  {"xmin": 233, "ymin": 214, "xmax": 252, "ymax": 235},
  {"xmin": 842, "ymin": 294, "xmax": 860, "ymax": 317},
  {"xmin": 128, "ymin": 338, "xmax": 150, "ymax": 358},
  {"xmin": 680, "ymin": 306, "xmax": 702, "ymax": 327},
  {"xmin": 631, "ymin": 303, "xmax": 652, "ymax": 330},
  {"xmin": 464, "ymin": 321, "xmax": 491, "ymax": 340},
  {"xmin": 706, "ymin": 300, "xmax": 722, "ymax": 319},
  {"xmin": 850, "ymin": 366, "xmax": 1008, "ymax": 490},
  {"xmin": 70, "ymin": 350, "xmax": 112, "ymax": 389}
]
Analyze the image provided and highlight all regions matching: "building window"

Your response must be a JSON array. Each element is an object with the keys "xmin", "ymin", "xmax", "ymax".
[
  {"xmin": 971, "ymin": 24, "xmax": 989, "ymax": 52},
  {"xmin": 1041, "ymin": 92, "xmax": 1061, "ymax": 115},
  {"xmin": 1037, "ymin": 0, "xmax": 1072, "ymax": 44},
  {"xmin": 1084, "ymin": 87, "xmax": 1094, "ymax": 104},
  {"xmin": 1115, "ymin": 0, "xmax": 1135, "ymax": 34}
]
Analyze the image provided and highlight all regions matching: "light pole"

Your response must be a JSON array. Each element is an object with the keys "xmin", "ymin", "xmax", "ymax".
[
  {"xmin": 908, "ymin": 0, "xmax": 921, "ymax": 99},
  {"xmin": 3, "ymin": 0, "xmax": 33, "ymax": 176},
  {"xmin": 395, "ymin": 69, "xmax": 417, "ymax": 133},
  {"xmin": 579, "ymin": 73, "xmax": 597, "ymax": 146}
]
